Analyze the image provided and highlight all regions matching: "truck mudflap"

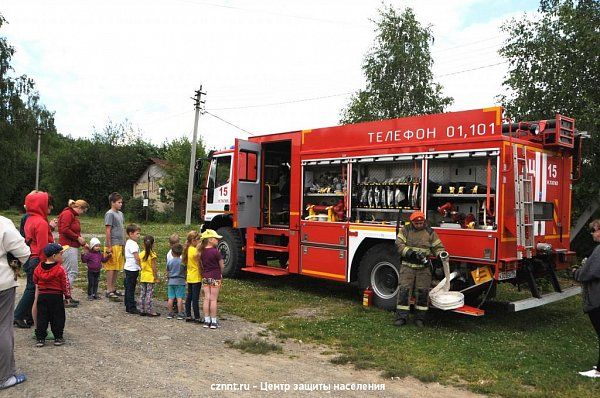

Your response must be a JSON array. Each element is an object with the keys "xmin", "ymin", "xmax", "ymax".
[
  {"xmin": 449, "ymin": 305, "xmax": 485, "ymax": 317},
  {"xmin": 507, "ymin": 286, "xmax": 581, "ymax": 312}
]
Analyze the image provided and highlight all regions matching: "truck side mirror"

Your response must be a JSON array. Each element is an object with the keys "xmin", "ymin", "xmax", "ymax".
[{"xmin": 194, "ymin": 158, "xmax": 204, "ymax": 187}]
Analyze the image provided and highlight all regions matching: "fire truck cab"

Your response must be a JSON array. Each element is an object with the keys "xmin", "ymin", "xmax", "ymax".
[{"xmin": 200, "ymin": 107, "xmax": 583, "ymax": 314}]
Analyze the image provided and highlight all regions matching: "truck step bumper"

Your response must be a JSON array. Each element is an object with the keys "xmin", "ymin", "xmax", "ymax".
[
  {"xmin": 242, "ymin": 265, "xmax": 289, "ymax": 276},
  {"xmin": 508, "ymin": 286, "xmax": 581, "ymax": 312}
]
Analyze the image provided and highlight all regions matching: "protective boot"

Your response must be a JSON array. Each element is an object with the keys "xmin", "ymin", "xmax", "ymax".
[
  {"xmin": 394, "ymin": 286, "xmax": 411, "ymax": 327},
  {"xmin": 414, "ymin": 310, "xmax": 427, "ymax": 327},
  {"xmin": 414, "ymin": 287, "xmax": 430, "ymax": 327},
  {"xmin": 393, "ymin": 310, "xmax": 408, "ymax": 327}
]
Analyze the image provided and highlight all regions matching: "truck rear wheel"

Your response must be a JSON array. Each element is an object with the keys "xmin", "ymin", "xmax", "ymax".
[
  {"xmin": 217, "ymin": 227, "xmax": 245, "ymax": 278},
  {"xmin": 358, "ymin": 243, "xmax": 401, "ymax": 310}
]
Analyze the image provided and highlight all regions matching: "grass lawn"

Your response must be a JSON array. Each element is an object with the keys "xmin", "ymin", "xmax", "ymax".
[{"xmin": 4, "ymin": 210, "xmax": 600, "ymax": 397}]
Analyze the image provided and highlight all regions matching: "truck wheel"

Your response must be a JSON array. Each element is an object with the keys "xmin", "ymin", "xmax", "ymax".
[
  {"xmin": 217, "ymin": 227, "xmax": 245, "ymax": 278},
  {"xmin": 358, "ymin": 243, "xmax": 401, "ymax": 310}
]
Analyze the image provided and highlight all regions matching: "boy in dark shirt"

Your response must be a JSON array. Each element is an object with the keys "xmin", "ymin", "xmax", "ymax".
[{"xmin": 33, "ymin": 243, "xmax": 71, "ymax": 347}]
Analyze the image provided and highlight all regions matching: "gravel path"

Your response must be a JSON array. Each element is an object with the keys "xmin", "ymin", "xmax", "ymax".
[{"xmin": 10, "ymin": 283, "xmax": 484, "ymax": 398}]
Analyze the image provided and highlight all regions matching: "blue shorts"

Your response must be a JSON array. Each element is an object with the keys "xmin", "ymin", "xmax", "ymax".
[{"xmin": 167, "ymin": 285, "xmax": 186, "ymax": 299}]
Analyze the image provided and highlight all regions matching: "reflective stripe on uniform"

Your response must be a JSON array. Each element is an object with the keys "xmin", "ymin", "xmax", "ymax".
[
  {"xmin": 397, "ymin": 305, "xmax": 410, "ymax": 310},
  {"xmin": 403, "ymin": 262, "xmax": 427, "ymax": 269},
  {"xmin": 415, "ymin": 305, "xmax": 429, "ymax": 311}
]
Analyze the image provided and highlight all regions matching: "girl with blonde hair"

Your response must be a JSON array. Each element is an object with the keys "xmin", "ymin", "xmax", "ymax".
[
  {"xmin": 182, "ymin": 230, "xmax": 202, "ymax": 323},
  {"xmin": 57, "ymin": 199, "xmax": 89, "ymax": 305}
]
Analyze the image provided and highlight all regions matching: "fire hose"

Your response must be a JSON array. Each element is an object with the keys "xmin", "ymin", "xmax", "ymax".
[{"xmin": 429, "ymin": 251, "xmax": 464, "ymax": 310}]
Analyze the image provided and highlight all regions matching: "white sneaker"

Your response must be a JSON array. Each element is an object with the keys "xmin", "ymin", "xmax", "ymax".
[{"xmin": 578, "ymin": 369, "xmax": 600, "ymax": 378}]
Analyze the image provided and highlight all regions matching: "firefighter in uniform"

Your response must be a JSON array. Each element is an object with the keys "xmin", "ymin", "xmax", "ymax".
[{"xmin": 395, "ymin": 211, "xmax": 445, "ymax": 327}]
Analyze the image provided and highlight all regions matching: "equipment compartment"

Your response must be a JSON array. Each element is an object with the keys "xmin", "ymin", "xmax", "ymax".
[
  {"xmin": 301, "ymin": 245, "xmax": 347, "ymax": 281},
  {"xmin": 426, "ymin": 153, "xmax": 497, "ymax": 229},
  {"xmin": 302, "ymin": 161, "xmax": 348, "ymax": 222},
  {"xmin": 350, "ymin": 157, "xmax": 422, "ymax": 224}
]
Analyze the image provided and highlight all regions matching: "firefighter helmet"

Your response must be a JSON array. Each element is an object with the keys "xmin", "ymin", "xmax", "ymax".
[{"xmin": 410, "ymin": 211, "xmax": 425, "ymax": 222}]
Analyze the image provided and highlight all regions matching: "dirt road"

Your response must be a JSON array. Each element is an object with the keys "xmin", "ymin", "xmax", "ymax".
[{"xmin": 9, "ymin": 284, "xmax": 484, "ymax": 398}]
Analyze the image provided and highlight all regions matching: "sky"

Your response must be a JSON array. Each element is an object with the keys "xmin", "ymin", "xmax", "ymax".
[{"xmin": 2, "ymin": 0, "xmax": 539, "ymax": 151}]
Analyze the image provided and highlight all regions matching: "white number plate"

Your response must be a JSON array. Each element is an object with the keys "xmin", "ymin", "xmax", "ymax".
[{"xmin": 498, "ymin": 270, "xmax": 517, "ymax": 280}]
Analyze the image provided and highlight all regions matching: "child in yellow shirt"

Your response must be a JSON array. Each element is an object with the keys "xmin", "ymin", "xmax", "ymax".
[
  {"xmin": 138, "ymin": 235, "xmax": 159, "ymax": 317},
  {"xmin": 182, "ymin": 231, "xmax": 202, "ymax": 323}
]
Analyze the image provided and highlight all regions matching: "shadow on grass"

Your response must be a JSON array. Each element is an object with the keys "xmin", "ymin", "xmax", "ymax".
[
  {"xmin": 233, "ymin": 272, "xmax": 360, "ymax": 302},
  {"xmin": 229, "ymin": 272, "xmax": 583, "ymax": 334}
]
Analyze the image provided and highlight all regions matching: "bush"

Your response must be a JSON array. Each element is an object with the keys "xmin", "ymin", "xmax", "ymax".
[
  {"xmin": 125, "ymin": 197, "xmax": 157, "ymax": 223},
  {"xmin": 124, "ymin": 196, "xmax": 196, "ymax": 224}
]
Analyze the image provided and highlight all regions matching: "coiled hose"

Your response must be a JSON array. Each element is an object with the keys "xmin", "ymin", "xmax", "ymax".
[{"xmin": 429, "ymin": 251, "xmax": 464, "ymax": 310}]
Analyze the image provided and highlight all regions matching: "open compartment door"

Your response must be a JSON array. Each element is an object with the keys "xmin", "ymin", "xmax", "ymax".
[{"xmin": 232, "ymin": 139, "xmax": 261, "ymax": 228}]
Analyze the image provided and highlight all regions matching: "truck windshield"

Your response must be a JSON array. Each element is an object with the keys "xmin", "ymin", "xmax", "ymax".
[{"xmin": 207, "ymin": 155, "xmax": 232, "ymax": 203}]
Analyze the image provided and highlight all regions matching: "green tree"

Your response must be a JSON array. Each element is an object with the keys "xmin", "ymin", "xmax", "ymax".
[
  {"xmin": 340, "ymin": 5, "xmax": 453, "ymax": 124},
  {"xmin": 498, "ymin": 0, "xmax": 600, "ymax": 250},
  {"xmin": 160, "ymin": 136, "xmax": 206, "ymax": 219},
  {"xmin": 0, "ymin": 14, "xmax": 57, "ymax": 208},
  {"xmin": 45, "ymin": 120, "xmax": 158, "ymax": 214},
  {"xmin": 92, "ymin": 118, "xmax": 142, "ymax": 146}
]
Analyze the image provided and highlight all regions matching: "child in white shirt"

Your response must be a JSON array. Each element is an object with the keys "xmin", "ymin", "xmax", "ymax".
[{"xmin": 123, "ymin": 224, "xmax": 141, "ymax": 314}]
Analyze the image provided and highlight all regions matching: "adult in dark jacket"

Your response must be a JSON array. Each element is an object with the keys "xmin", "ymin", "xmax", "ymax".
[
  {"xmin": 395, "ymin": 211, "xmax": 445, "ymax": 327},
  {"xmin": 573, "ymin": 219, "xmax": 600, "ymax": 378},
  {"xmin": 58, "ymin": 199, "xmax": 88, "ymax": 302},
  {"xmin": 13, "ymin": 191, "xmax": 54, "ymax": 328}
]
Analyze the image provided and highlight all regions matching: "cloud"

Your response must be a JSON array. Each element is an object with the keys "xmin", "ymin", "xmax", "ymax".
[{"xmin": 2, "ymin": 0, "xmax": 538, "ymax": 150}]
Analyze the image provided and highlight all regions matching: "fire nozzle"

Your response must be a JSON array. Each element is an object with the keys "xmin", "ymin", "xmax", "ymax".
[{"xmin": 438, "ymin": 202, "xmax": 454, "ymax": 217}]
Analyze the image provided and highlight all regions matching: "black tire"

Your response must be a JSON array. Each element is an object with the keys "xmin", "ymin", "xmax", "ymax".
[
  {"xmin": 278, "ymin": 253, "xmax": 289, "ymax": 269},
  {"xmin": 358, "ymin": 243, "xmax": 401, "ymax": 310},
  {"xmin": 217, "ymin": 227, "xmax": 245, "ymax": 278}
]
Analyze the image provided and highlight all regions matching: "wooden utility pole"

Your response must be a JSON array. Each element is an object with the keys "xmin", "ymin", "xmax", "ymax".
[
  {"xmin": 146, "ymin": 170, "xmax": 150, "ymax": 222},
  {"xmin": 35, "ymin": 127, "xmax": 43, "ymax": 189},
  {"xmin": 185, "ymin": 85, "xmax": 205, "ymax": 225}
]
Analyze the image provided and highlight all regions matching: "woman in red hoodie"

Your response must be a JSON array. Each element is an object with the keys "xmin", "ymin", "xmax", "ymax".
[
  {"xmin": 13, "ymin": 191, "xmax": 54, "ymax": 328},
  {"xmin": 58, "ymin": 199, "xmax": 88, "ymax": 304}
]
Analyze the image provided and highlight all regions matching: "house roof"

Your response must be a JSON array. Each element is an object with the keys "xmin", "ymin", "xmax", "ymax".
[{"xmin": 150, "ymin": 157, "xmax": 173, "ymax": 169}]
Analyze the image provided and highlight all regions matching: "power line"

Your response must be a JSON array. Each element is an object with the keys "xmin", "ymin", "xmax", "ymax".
[
  {"xmin": 141, "ymin": 109, "xmax": 195, "ymax": 126},
  {"xmin": 205, "ymin": 111, "xmax": 254, "ymax": 136},
  {"xmin": 432, "ymin": 36, "xmax": 502, "ymax": 54},
  {"xmin": 435, "ymin": 43, "xmax": 503, "ymax": 63},
  {"xmin": 205, "ymin": 60, "xmax": 508, "ymax": 111},
  {"xmin": 207, "ymin": 92, "xmax": 353, "ymax": 111},
  {"xmin": 436, "ymin": 61, "xmax": 508, "ymax": 77},
  {"xmin": 171, "ymin": 0, "xmax": 366, "ymax": 26}
]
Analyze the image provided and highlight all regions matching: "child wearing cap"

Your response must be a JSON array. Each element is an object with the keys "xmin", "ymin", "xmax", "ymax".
[
  {"xmin": 33, "ymin": 243, "xmax": 71, "ymax": 347},
  {"xmin": 196, "ymin": 229, "xmax": 224, "ymax": 329},
  {"xmin": 81, "ymin": 238, "xmax": 111, "ymax": 300}
]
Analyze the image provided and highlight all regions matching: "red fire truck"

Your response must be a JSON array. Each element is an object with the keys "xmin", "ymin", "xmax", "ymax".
[{"xmin": 199, "ymin": 107, "xmax": 583, "ymax": 315}]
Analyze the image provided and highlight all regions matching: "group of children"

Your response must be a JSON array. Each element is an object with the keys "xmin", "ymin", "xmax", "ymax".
[
  {"xmin": 111, "ymin": 225, "xmax": 225, "ymax": 327},
  {"xmin": 34, "ymin": 226, "xmax": 225, "ymax": 347}
]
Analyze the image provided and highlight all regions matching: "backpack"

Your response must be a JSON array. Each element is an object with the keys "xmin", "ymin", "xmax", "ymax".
[
  {"xmin": 19, "ymin": 213, "xmax": 33, "ymax": 246},
  {"xmin": 19, "ymin": 213, "xmax": 29, "ymax": 238}
]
